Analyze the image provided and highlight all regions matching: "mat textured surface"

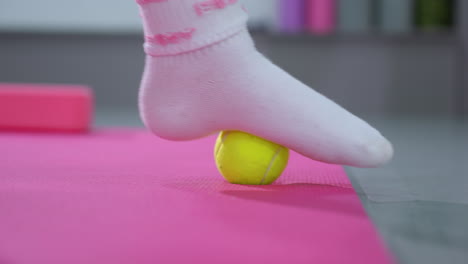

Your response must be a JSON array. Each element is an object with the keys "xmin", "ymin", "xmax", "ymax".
[{"xmin": 0, "ymin": 129, "xmax": 393, "ymax": 264}]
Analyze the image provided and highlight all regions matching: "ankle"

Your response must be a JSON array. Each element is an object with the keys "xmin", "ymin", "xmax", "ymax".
[{"xmin": 138, "ymin": 0, "xmax": 248, "ymax": 56}]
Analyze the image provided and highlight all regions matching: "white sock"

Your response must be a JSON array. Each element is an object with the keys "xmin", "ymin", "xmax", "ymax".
[{"xmin": 137, "ymin": 0, "xmax": 393, "ymax": 168}]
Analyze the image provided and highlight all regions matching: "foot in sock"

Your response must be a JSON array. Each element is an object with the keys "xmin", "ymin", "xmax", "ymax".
[{"xmin": 136, "ymin": 0, "xmax": 393, "ymax": 168}]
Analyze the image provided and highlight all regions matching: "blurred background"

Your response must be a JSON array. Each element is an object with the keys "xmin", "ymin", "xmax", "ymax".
[
  {"xmin": 1, "ymin": 1, "xmax": 467, "ymax": 264},
  {"xmin": 0, "ymin": 0, "xmax": 466, "ymax": 121}
]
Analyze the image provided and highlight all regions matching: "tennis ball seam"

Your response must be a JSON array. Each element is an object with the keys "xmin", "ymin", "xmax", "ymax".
[
  {"xmin": 215, "ymin": 131, "xmax": 231, "ymax": 158},
  {"xmin": 259, "ymin": 146, "xmax": 284, "ymax": 185}
]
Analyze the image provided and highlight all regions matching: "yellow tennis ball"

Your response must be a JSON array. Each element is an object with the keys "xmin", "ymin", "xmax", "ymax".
[{"xmin": 214, "ymin": 131, "xmax": 289, "ymax": 185}]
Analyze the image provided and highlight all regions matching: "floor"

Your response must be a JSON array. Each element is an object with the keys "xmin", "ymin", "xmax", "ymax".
[
  {"xmin": 96, "ymin": 111, "xmax": 468, "ymax": 264},
  {"xmin": 348, "ymin": 116, "xmax": 468, "ymax": 264}
]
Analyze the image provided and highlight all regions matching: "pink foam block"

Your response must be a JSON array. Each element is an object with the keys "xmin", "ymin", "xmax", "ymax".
[
  {"xmin": 0, "ymin": 129, "xmax": 394, "ymax": 264},
  {"xmin": 0, "ymin": 83, "xmax": 93, "ymax": 132}
]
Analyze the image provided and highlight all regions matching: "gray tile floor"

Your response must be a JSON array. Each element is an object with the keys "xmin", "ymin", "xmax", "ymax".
[
  {"xmin": 96, "ymin": 111, "xmax": 468, "ymax": 264},
  {"xmin": 348, "ymin": 117, "xmax": 468, "ymax": 264}
]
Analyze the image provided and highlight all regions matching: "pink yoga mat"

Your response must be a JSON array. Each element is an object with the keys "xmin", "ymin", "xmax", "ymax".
[{"xmin": 0, "ymin": 129, "xmax": 394, "ymax": 264}]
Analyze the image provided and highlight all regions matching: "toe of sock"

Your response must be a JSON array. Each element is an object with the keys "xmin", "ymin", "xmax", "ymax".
[{"xmin": 353, "ymin": 136, "xmax": 394, "ymax": 168}]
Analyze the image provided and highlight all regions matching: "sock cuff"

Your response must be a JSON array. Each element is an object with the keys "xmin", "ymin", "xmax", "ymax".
[{"xmin": 138, "ymin": 0, "xmax": 248, "ymax": 56}]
